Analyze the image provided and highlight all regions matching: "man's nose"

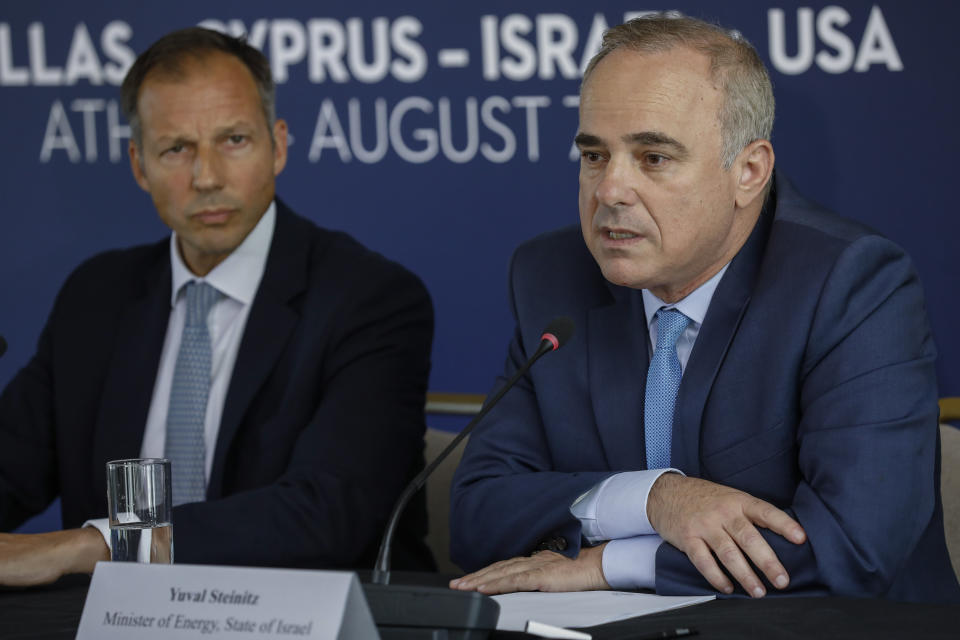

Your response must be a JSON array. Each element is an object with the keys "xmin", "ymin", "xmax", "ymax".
[
  {"xmin": 191, "ymin": 146, "xmax": 224, "ymax": 192},
  {"xmin": 595, "ymin": 156, "xmax": 638, "ymax": 208}
]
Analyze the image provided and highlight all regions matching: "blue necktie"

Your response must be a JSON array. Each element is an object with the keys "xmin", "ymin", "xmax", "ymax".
[
  {"xmin": 644, "ymin": 308, "xmax": 691, "ymax": 470},
  {"xmin": 165, "ymin": 281, "xmax": 220, "ymax": 506}
]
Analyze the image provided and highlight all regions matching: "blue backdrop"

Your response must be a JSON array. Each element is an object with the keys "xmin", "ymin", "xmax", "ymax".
[{"xmin": 2, "ymin": 2, "xmax": 958, "ymax": 530}]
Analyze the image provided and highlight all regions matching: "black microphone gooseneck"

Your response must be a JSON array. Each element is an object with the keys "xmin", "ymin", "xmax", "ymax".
[
  {"xmin": 362, "ymin": 317, "xmax": 575, "ymax": 640},
  {"xmin": 0, "ymin": 335, "xmax": 6, "ymax": 359},
  {"xmin": 371, "ymin": 316, "xmax": 575, "ymax": 585}
]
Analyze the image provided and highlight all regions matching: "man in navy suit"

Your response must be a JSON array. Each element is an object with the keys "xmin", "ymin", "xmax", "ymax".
[
  {"xmin": 449, "ymin": 14, "xmax": 959, "ymax": 602},
  {"xmin": 0, "ymin": 27, "xmax": 433, "ymax": 584}
]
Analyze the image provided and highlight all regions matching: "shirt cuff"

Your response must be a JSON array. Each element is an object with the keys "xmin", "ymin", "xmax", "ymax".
[
  {"xmin": 83, "ymin": 518, "xmax": 112, "ymax": 553},
  {"xmin": 570, "ymin": 468, "xmax": 683, "ymax": 543},
  {"xmin": 602, "ymin": 535, "xmax": 663, "ymax": 590}
]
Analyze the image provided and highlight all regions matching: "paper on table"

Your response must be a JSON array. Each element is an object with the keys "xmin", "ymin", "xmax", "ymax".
[{"xmin": 493, "ymin": 590, "xmax": 714, "ymax": 632}]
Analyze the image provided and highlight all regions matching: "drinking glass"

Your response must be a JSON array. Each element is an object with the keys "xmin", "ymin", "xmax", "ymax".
[{"xmin": 106, "ymin": 458, "xmax": 173, "ymax": 563}]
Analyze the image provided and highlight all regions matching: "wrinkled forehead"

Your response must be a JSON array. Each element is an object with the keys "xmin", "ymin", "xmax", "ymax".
[
  {"xmin": 579, "ymin": 47, "xmax": 723, "ymax": 141},
  {"xmin": 136, "ymin": 55, "xmax": 266, "ymax": 138}
]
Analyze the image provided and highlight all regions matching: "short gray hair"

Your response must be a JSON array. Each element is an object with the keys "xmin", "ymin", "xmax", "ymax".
[{"xmin": 583, "ymin": 12, "xmax": 774, "ymax": 169}]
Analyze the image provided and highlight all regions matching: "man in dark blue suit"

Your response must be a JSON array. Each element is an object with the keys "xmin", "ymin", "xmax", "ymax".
[
  {"xmin": 449, "ymin": 14, "xmax": 959, "ymax": 602},
  {"xmin": 0, "ymin": 28, "xmax": 433, "ymax": 584}
]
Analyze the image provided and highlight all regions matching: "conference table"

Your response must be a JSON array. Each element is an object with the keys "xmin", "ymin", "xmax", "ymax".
[{"xmin": 1, "ymin": 573, "xmax": 957, "ymax": 639}]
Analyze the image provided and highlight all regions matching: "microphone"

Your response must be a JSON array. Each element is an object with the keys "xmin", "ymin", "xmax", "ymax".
[
  {"xmin": 536, "ymin": 316, "xmax": 575, "ymax": 354},
  {"xmin": 0, "ymin": 335, "xmax": 6, "ymax": 359},
  {"xmin": 372, "ymin": 316, "xmax": 573, "ymax": 584},
  {"xmin": 363, "ymin": 317, "xmax": 575, "ymax": 637}
]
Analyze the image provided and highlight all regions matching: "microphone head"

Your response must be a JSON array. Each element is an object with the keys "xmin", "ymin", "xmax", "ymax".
[{"xmin": 540, "ymin": 316, "xmax": 575, "ymax": 351}]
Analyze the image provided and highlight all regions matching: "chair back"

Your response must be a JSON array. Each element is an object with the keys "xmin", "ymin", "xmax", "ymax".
[
  {"xmin": 941, "ymin": 422, "xmax": 960, "ymax": 580},
  {"xmin": 422, "ymin": 393, "xmax": 486, "ymax": 574},
  {"xmin": 423, "ymin": 427, "xmax": 467, "ymax": 575}
]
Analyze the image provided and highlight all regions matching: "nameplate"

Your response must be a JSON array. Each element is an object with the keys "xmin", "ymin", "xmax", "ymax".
[{"xmin": 76, "ymin": 562, "xmax": 379, "ymax": 639}]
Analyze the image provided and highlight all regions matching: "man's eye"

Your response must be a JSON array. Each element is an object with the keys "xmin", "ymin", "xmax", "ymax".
[
  {"xmin": 645, "ymin": 153, "xmax": 668, "ymax": 166},
  {"xmin": 165, "ymin": 144, "xmax": 184, "ymax": 154},
  {"xmin": 581, "ymin": 151, "xmax": 603, "ymax": 163},
  {"xmin": 228, "ymin": 135, "xmax": 247, "ymax": 145}
]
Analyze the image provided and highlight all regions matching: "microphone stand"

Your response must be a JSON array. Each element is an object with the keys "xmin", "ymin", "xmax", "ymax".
[
  {"xmin": 364, "ymin": 320, "xmax": 572, "ymax": 639},
  {"xmin": 371, "ymin": 336, "xmax": 557, "ymax": 585}
]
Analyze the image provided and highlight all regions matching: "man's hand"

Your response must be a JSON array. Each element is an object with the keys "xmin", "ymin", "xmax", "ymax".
[
  {"xmin": 449, "ymin": 543, "xmax": 609, "ymax": 595},
  {"xmin": 648, "ymin": 474, "xmax": 806, "ymax": 597},
  {"xmin": 0, "ymin": 528, "xmax": 109, "ymax": 586}
]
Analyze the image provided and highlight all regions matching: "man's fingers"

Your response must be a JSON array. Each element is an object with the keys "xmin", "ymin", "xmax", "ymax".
[
  {"xmin": 687, "ymin": 510, "xmax": 794, "ymax": 596},
  {"xmin": 450, "ymin": 552, "xmax": 560, "ymax": 591},
  {"xmin": 449, "ymin": 560, "xmax": 514, "ymax": 590},
  {"xmin": 449, "ymin": 549, "xmax": 607, "ymax": 595},
  {"xmin": 745, "ymin": 497, "xmax": 806, "ymax": 545},
  {"xmin": 685, "ymin": 538, "xmax": 734, "ymax": 594},
  {"xmin": 450, "ymin": 559, "xmax": 542, "ymax": 594},
  {"xmin": 737, "ymin": 499, "xmax": 801, "ymax": 589},
  {"xmin": 651, "ymin": 476, "xmax": 806, "ymax": 597},
  {"xmin": 474, "ymin": 566, "xmax": 545, "ymax": 595},
  {"xmin": 729, "ymin": 518, "xmax": 790, "ymax": 590},
  {"xmin": 702, "ymin": 525, "xmax": 768, "ymax": 598}
]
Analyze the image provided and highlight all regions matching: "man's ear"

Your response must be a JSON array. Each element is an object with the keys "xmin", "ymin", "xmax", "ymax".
[
  {"xmin": 272, "ymin": 119, "xmax": 289, "ymax": 176},
  {"xmin": 733, "ymin": 139, "xmax": 774, "ymax": 209},
  {"xmin": 129, "ymin": 140, "xmax": 150, "ymax": 192}
]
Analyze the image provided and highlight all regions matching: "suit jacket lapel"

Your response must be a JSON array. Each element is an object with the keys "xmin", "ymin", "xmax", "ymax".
[
  {"xmin": 671, "ymin": 201, "xmax": 774, "ymax": 476},
  {"xmin": 207, "ymin": 202, "xmax": 307, "ymax": 498},
  {"xmin": 92, "ymin": 250, "xmax": 171, "ymax": 498},
  {"xmin": 589, "ymin": 285, "xmax": 651, "ymax": 471}
]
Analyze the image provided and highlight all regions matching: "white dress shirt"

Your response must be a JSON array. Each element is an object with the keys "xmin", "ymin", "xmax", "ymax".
[
  {"xmin": 85, "ymin": 202, "xmax": 275, "ymax": 547},
  {"xmin": 570, "ymin": 263, "xmax": 729, "ymax": 589},
  {"xmin": 140, "ymin": 203, "xmax": 274, "ymax": 476}
]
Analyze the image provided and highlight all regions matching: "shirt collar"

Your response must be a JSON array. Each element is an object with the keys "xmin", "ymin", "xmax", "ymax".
[
  {"xmin": 642, "ymin": 262, "xmax": 730, "ymax": 330},
  {"xmin": 169, "ymin": 201, "xmax": 276, "ymax": 307}
]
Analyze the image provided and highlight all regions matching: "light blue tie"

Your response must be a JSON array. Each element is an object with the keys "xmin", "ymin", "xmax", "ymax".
[
  {"xmin": 644, "ymin": 308, "xmax": 691, "ymax": 470},
  {"xmin": 165, "ymin": 281, "xmax": 220, "ymax": 506}
]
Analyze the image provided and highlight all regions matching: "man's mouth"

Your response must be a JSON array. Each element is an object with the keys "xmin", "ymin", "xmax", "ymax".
[
  {"xmin": 193, "ymin": 209, "xmax": 233, "ymax": 224},
  {"xmin": 607, "ymin": 230, "xmax": 638, "ymax": 240}
]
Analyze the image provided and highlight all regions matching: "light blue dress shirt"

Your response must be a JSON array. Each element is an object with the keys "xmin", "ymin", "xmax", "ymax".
[{"xmin": 570, "ymin": 264, "xmax": 729, "ymax": 590}]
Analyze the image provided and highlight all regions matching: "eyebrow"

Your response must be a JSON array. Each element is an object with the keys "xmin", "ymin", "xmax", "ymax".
[
  {"xmin": 150, "ymin": 121, "xmax": 256, "ymax": 145},
  {"xmin": 150, "ymin": 133, "xmax": 191, "ymax": 149},
  {"xmin": 214, "ymin": 121, "xmax": 255, "ymax": 137},
  {"xmin": 574, "ymin": 133, "xmax": 603, "ymax": 148},
  {"xmin": 574, "ymin": 131, "xmax": 690, "ymax": 159},
  {"xmin": 628, "ymin": 132, "xmax": 689, "ymax": 157}
]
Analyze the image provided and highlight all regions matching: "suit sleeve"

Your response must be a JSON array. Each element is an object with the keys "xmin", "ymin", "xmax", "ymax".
[
  {"xmin": 170, "ymin": 260, "xmax": 435, "ymax": 570},
  {"xmin": 655, "ymin": 235, "xmax": 943, "ymax": 598},
  {"xmin": 451, "ymin": 249, "xmax": 612, "ymax": 572},
  {"xmin": 0, "ymin": 321, "xmax": 59, "ymax": 530},
  {"xmin": 0, "ymin": 250, "xmax": 116, "ymax": 531}
]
